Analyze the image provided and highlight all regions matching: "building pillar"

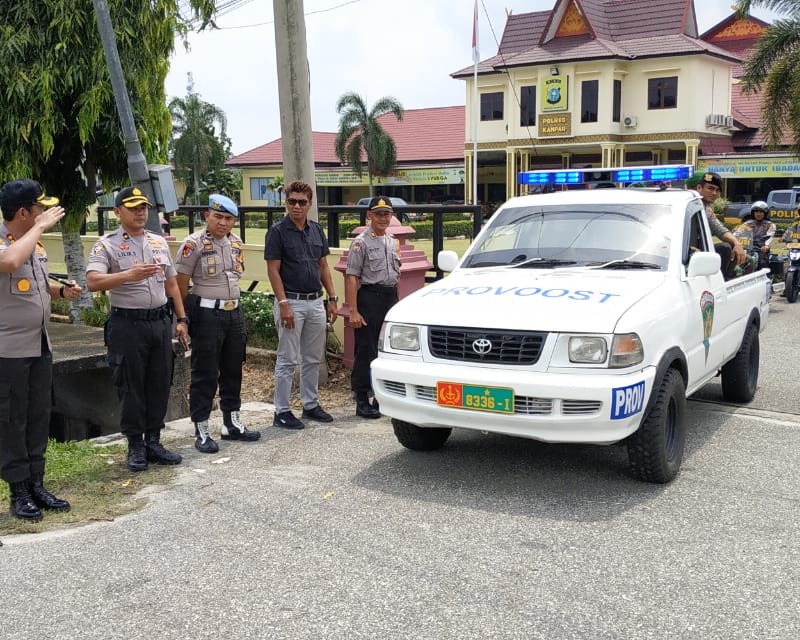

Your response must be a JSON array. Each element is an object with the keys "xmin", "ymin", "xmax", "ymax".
[
  {"xmin": 519, "ymin": 151, "xmax": 531, "ymax": 194},
  {"xmin": 651, "ymin": 149, "xmax": 663, "ymax": 165},
  {"xmin": 613, "ymin": 145, "xmax": 625, "ymax": 167},
  {"xmin": 601, "ymin": 144, "xmax": 615, "ymax": 167},
  {"xmin": 506, "ymin": 149, "xmax": 518, "ymax": 199},
  {"xmin": 464, "ymin": 150, "xmax": 475, "ymax": 204},
  {"xmin": 561, "ymin": 152, "xmax": 572, "ymax": 169},
  {"xmin": 685, "ymin": 140, "xmax": 699, "ymax": 168}
]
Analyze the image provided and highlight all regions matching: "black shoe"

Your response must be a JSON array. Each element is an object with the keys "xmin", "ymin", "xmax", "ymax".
[
  {"xmin": 145, "ymin": 431, "xmax": 182, "ymax": 465},
  {"xmin": 302, "ymin": 405, "xmax": 333, "ymax": 423},
  {"xmin": 221, "ymin": 410, "xmax": 261, "ymax": 441},
  {"xmin": 8, "ymin": 482, "xmax": 43, "ymax": 522},
  {"xmin": 356, "ymin": 400, "xmax": 381, "ymax": 419},
  {"xmin": 127, "ymin": 439, "xmax": 148, "ymax": 472},
  {"xmin": 273, "ymin": 411, "xmax": 305, "ymax": 430},
  {"xmin": 194, "ymin": 421, "xmax": 219, "ymax": 454},
  {"xmin": 29, "ymin": 474, "xmax": 70, "ymax": 512}
]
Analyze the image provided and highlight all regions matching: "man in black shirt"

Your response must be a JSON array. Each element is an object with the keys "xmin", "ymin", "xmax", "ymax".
[{"xmin": 264, "ymin": 180, "xmax": 339, "ymax": 429}]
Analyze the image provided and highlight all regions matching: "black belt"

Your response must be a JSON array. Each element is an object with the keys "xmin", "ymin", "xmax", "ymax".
[
  {"xmin": 360, "ymin": 284, "xmax": 397, "ymax": 293},
  {"xmin": 284, "ymin": 290, "xmax": 322, "ymax": 300},
  {"xmin": 111, "ymin": 305, "xmax": 169, "ymax": 320}
]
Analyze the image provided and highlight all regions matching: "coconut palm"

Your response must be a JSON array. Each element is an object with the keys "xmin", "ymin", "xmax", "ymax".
[
  {"xmin": 335, "ymin": 92, "xmax": 404, "ymax": 197},
  {"xmin": 169, "ymin": 92, "xmax": 229, "ymax": 204},
  {"xmin": 736, "ymin": 0, "xmax": 800, "ymax": 155}
]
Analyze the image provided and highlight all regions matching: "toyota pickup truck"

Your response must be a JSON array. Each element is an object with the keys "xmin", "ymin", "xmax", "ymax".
[{"xmin": 371, "ymin": 188, "xmax": 771, "ymax": 483}]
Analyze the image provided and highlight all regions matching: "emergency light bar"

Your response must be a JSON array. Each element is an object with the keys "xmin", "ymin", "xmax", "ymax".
[{"xmin": 518, "ymin": 164, "xmax": 693, "ymax": 185}]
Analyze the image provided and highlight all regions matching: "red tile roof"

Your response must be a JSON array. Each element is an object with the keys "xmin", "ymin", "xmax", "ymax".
[
  {"xmin": 453, "ymin": 0, "xmax": 738, "ymax": 78},
  {"xmin": 227, "ymin": 106, "xmax": 465, "ymax": 167}
]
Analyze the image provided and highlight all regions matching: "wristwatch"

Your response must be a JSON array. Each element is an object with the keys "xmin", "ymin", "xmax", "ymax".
[
  {"xmin": 327, "ymin": 295, "xmax": 339, "ymax": 303},
  {"xmin": 176, "ymin": 317, "xmax": 189, "ymax": 324}
]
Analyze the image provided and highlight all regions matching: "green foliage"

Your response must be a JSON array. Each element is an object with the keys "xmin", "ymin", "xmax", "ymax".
[
  {"xmin": 51, "ymin": 296, "xmax": 73, "ymax": 316},
  {"xmin": 335, "ymin": 92, "xmax": 404, "ymax": 196},
  {"xmin": 81, "ymin": 292, "xmax": 110, "ymax": 327},
  {"xmin": 240, "ymin": 291, "xmax": 278, "ymax": 350}
]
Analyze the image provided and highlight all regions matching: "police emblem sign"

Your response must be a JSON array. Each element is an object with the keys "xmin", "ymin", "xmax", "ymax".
[{"xmin": 541, "ymin": 76, "xmax": 568, "ymax": 112}]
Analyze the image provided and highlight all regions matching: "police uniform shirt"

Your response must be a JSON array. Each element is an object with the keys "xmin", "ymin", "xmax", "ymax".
[
  {"xmin": 0, "ymin": 223, "xmax": 52, "ymax": 357},
  {"xmin": 175, "ymin": 228, "xmax": 244, "ymax": 300},
  {"xmin": 264, "ymin": 215, "xmax": 330, "ymax": 293},
  {"xmin": 345, "ymin": 228, "xmax": 401, "ymax": 286},
  {"xmin": 86, "ymin": 228, "xmax": 176, "ymax": 309}
]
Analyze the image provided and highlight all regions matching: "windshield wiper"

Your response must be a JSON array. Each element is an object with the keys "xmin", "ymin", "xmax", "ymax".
[
  {"xmin": 591, "ymin": 259, "xmax": 662, "ymax": 270},
  {"xmin": 512, "ymin": 258, "xmax": 577, "ymax": 268}
]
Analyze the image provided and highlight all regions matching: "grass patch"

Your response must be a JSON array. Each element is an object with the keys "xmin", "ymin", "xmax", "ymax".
[{"xmin": 0, "ymin": 439, "xmax": 178, "ymax": 536}]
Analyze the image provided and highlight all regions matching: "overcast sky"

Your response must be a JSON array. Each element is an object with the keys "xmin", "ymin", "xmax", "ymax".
[{"xmin": 164, "ymin": 0, "xmax": 779, "ymax": 156}]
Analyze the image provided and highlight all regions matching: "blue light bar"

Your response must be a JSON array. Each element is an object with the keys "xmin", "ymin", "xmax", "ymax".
[{"xmin": 519, "ymin": 164, "xmax": 693, "ymax": 185}]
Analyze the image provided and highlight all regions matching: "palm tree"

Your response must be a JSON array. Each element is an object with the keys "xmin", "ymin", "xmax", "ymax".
[
  {"xmin": 335, "ymin": 92, "xmax": 404, "ymax": 197},
  {"xmin": 736, "ymin": 1, "xmax": 800, "ymax": 155},
  {"xmin": 169, "ymin": 92, "xmax": 229, "ymax": 204}
]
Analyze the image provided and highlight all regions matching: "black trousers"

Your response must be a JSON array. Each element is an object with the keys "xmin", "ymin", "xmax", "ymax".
[
  {"xmin": 0, "ymin": 337, "xmax": 52, "ymax": 483},
  {"xmin": 716, "ymin": 244, "xmax": 736, "ymax": 281},
  {"xmin": 105, "ymin": 314, "xmax": 173, "ymax": 437},
  {"xmin": 188, "ymin": 304, "xmax": 246, "ymax": 422},
  {"xmin": 351, "ymin": 285, "xmax": 398, "ymax": 397}
]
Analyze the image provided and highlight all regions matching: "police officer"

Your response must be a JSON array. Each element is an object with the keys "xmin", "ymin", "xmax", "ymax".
[
  {"xmin": 86, "ymin": 187, "xmax": 188, "ymax": 472},
  {"xmin": 0, "ymin": 179, "xmax": 80, "ymax": 520},
  {"xmin": 175, "ymin": 194, "xmax": 260, "ymax": 453},
  {"xmin": 345, "ymin": 196, "xmax": 401, "ymax": 418}
]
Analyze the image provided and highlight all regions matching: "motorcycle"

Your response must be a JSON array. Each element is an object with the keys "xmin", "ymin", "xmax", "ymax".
[{"xmin": 784, "ymin": 243, "xmax": 800, "ymax": 303}]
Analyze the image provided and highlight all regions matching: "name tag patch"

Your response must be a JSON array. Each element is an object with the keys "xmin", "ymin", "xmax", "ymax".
[{"xmin": 611, "ymin": 381, "xmax": 645, "ymax": 420}]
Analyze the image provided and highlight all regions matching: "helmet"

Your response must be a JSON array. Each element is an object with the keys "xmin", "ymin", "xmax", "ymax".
[{"xmin": 750, "ymin": 200, "xmax": 769, "ymax": 216}]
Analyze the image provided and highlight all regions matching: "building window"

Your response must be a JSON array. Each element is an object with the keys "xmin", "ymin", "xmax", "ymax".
[
  {"xmin": 250, "ymin": 177, "xmax": 270, "ymax": 201},
  {"xmin": 581, "ymin": 80, "xmax": 599, "ymax": 123},
  {"xmin": 612, "ymin": 79, "xmax": 621, "ymax": 122},
  {"xmin": 648, "ymin": 76, "xmax": 678, "ymax": 109},
  {"xmin": 480, "ymin": 92, "xmax": 504, "ymax": 121},
  {"xmin": 520, "ymin": 85, "xmax": 536, "ymax": 126}
]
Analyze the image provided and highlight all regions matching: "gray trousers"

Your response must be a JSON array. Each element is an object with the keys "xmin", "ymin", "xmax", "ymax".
[{"xmin": 273, "ymin": 298, "xmax": 326, "ymax": 414}]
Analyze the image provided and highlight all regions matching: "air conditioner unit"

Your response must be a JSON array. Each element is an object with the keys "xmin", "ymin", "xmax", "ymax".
[
  {"xmin": 623, "ymin": 115, "xmax": 638, "ymax": 128},
  {"xmin": 724, "ymin": 115, "xmax": 734, "ymax": 128}
]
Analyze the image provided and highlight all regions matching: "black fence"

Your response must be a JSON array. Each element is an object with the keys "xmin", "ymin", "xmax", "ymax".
[{"xmin": 95, "ymin": 204, "xmax": 483, "ymax": 280}]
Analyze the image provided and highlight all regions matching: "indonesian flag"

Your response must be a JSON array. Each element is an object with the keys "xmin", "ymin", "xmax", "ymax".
[{"xmin": 472, "ymin": 0, "xmax": 479, "ymax": 64}]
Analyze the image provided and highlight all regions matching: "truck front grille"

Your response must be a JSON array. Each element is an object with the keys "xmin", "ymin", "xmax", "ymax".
[{"xmin": 428, "ymin": 326, "xmax": 547, "ymax": 365}]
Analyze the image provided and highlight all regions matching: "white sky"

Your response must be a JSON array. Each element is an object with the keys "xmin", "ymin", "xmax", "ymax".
[{"xmin": 164, "ymin": 0, "xmax": 779, "ymax": 156}]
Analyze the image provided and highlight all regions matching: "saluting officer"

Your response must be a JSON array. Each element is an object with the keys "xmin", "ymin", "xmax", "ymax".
[
  {"xmin": 345, "ymin": 196, "xmax": 401, "ymax": 418},
  {"xmin": 0, "ymin": 179, "xmax": 80, "ymax": 521},
  {"xmin": 86, "ymin": 187, "xmax": 188, "ymax": 472},
  {"xmin": 175, "ymin": 194, "xmax": 260, "ymax": 453}
]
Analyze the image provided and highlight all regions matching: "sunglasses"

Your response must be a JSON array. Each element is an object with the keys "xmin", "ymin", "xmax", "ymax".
[{"xmin": 287, "ymin": 198, "xmax": 309, "ymax": 207}]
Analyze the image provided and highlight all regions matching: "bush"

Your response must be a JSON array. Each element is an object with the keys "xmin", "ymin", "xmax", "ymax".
[
  {"xmin": 51, "ymin": 296, "xmax": 73, "ymax": 316},
  {"xmin": 240, "ymin": 291, "xmax": 278, "ymax": 350},
  {"xmin": 81, "ymin": 292, "xmax": 110, "ymax": 327}
]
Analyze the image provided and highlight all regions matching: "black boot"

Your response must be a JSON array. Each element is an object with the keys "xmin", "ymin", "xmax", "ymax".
[
  {"xmin": 29, "ymin": 473, "xmax": 70, "ymax": 512},
  {"xmin": 356, "ymin": 395, "xmax": 381, "ymax": 419},
  {"xmin": 194, "ymin": 420, "xmax": 219, "ymax": 454},
  {"xmin": 8, "ymin": 481, "xmax": 43, "ymax": 522},
  {"xmin": 127, "ymin": 435, "xmax": 148, "ymax": 472},
  {"xmin": 221, "ymin": 410, "xmax": 261, "ymax": 441},
  {"xmin": 145, "ymin": 430, "xmax": 182, "ymax": 465}
]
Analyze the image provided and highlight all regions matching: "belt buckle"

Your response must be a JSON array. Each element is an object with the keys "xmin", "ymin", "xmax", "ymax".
[{"xmin": 223, "ymin": 300, "xmax": 236, "ymax": 311}]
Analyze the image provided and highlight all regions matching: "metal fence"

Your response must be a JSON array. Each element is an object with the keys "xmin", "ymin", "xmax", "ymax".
[{"xmin": 95, "ymin": 204, "xmax": 483, "ymax": 280}]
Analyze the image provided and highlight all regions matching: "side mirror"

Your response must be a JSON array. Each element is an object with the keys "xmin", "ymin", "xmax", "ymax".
[
  {"xmin": 438, "ymin": 250, "xmax": 459, "ymax": 272},
  {"xmin": 688, "ymin": 251, "xmax": 721, "ymax": 277}
]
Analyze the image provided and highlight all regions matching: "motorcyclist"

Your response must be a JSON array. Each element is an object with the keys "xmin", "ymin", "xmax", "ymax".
[
  {"xmin": 783, "ymin": 204, "xmax": 800, "ymax": 243},
  {"xmin": 734, "ymin": 200, "xmax": 776, "ymax": 269}
]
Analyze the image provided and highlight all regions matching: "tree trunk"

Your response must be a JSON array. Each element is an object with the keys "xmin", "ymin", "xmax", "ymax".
[{"xmin": 61, "ymin": 229, "xmax": 93, "ymax": 324}]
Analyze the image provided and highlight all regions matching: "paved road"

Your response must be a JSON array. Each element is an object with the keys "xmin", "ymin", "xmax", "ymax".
[{"xmin": 1, "ymin": 297, "xmax": 798, "ymax": 640}]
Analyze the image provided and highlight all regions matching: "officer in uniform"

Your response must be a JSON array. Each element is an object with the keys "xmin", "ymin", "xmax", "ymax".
[
  {"xmin": 345, "ymin": 196, "xmax": 401, "ymax": 418},
  {"xmin": 0, "ymin": 179, "xmax": 80, "ymax": 520},
  {"xmin": 86, "ymin": 187, "xmax": 188, "ymax": 472},
  {"xmin": 175, "ymin": 194, "xmax": 260, "ymax": 453}
]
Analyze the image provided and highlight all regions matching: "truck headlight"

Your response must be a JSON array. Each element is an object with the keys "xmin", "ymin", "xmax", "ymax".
[
  {"xmin": 388, "ymin": 324, "xmax": 420, "ymax": 351},
  {"xmin": 568, "ymin": 336, "xmax": 608, "ymax": 363},
  {"xmin": 610, "ymin": 333, "xmax": 644, "ymax": 368}
]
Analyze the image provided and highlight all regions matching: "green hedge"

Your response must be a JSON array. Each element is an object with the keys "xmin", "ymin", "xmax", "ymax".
[{"xmin": 240, "ymin": 291, "xmax": 278, "ymax": 350}]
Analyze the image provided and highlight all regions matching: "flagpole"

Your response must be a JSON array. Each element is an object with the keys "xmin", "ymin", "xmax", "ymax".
[{"xmin": 472, "ymin": 0, "xmax": 479, "ymax": 207}]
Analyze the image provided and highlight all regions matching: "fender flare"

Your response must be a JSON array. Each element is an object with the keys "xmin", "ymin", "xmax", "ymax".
[{"xmin": 641, "ymin": 347, "xmax": 688, "ymax": 423}]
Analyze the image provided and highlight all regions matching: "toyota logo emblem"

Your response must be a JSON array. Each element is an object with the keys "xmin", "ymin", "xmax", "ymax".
[{"xmin": 472, "ymin": 338, "xmax": 492, "ymax": 354}]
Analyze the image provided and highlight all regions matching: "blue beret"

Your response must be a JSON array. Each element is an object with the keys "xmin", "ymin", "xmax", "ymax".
[{"xmin": 208, "ymin": 194, "xmax": 238, "ymax": 217}]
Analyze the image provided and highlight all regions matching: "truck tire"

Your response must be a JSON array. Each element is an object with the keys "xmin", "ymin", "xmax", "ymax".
[
  {"xmin": 392, "ymin": 419, "xmax": 451, "ymax": 451},
  {"xmin": 786, "ymin": 271, "xmax": 797, "ymax": 303},
  {"xmin": 627, "ymin": 368, "xmax": 686, "ymax": 484},
  {"xmin": 721, "ymin": 322, "xmax": 759, "ymax": 403}
]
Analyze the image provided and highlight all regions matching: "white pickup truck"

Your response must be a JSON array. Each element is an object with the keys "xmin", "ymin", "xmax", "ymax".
[{"xmin": 372, "ymin": 188, "xmax": 771, "ymax": 483}]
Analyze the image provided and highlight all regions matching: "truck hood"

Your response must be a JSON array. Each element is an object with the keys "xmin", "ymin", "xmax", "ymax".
[{"xmin": 389, "ymin": 268, "xmax": 663, "ymax": 333}]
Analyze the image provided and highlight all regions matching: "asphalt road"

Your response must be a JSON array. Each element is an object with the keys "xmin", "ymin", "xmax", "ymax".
[{"xmin": 1, "ymin": 297, "xmax": 798, "ymax": 640}]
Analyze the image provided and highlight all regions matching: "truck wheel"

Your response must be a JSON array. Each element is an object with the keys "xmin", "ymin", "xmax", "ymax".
[
  {"xmin": 786, "ymin": 271, "xmax": 797, "ymax": 303},
  {"xmin": 721, "ymin": 323, "xmax": 759, "ymax": 403},
  {"xmin": 392, "ymin": 419, "xmax": 451, "ymax": 451},
  {"xmin": 627, "ymin": 368, "xmax": 686, "ymax": 484}
]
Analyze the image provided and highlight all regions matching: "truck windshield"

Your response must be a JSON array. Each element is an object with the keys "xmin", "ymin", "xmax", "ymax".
[{"xmin": 461, "ymin": 204, "xmax": 673, "ymax": 269}]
